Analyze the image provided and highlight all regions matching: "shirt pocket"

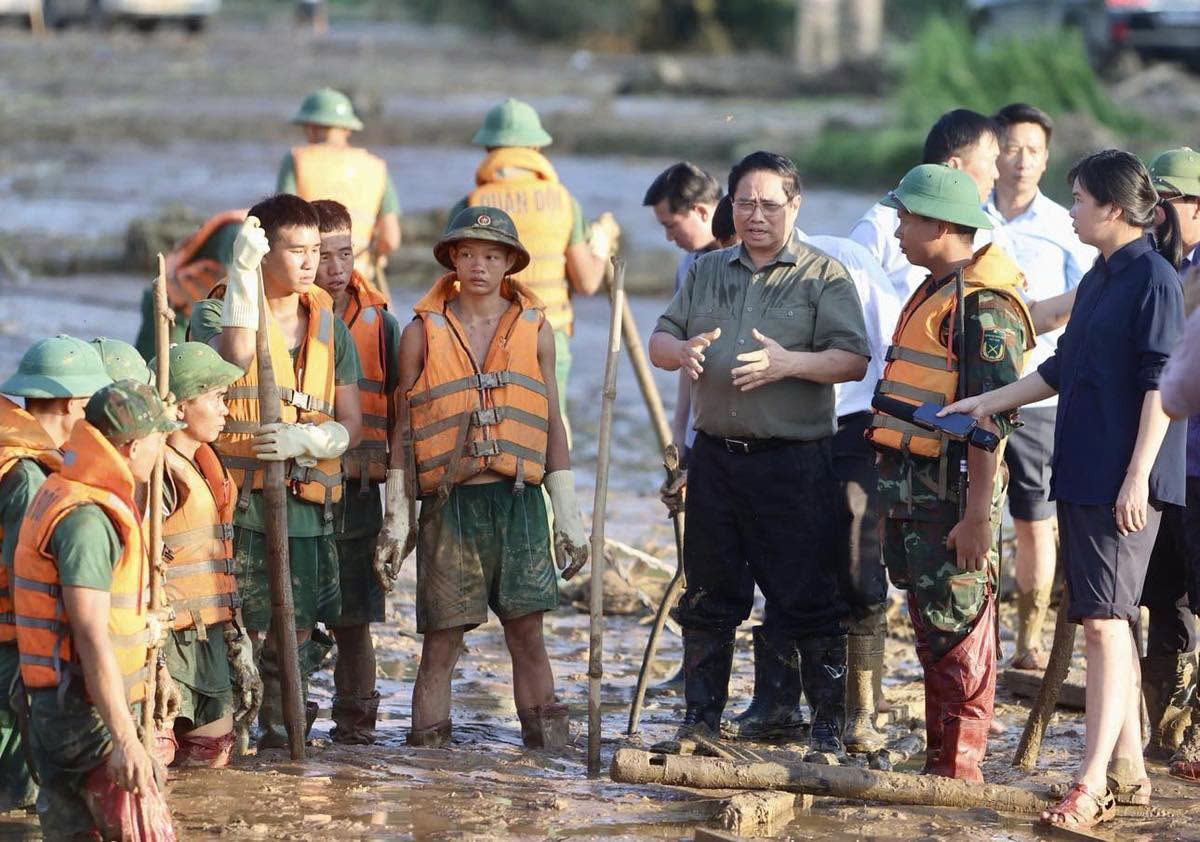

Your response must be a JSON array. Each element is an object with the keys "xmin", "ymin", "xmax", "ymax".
[
  {"xmin": 691, "ymin": 305, "xmax": 733, "ymax": 336},
  {"xmin": 761, "ymin": 304, "xmax": 815, "ymax": 350}
]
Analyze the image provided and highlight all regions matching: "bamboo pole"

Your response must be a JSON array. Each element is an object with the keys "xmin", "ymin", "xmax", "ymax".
[
  {"xmin": 255, "ymin": 266, "xmax": 306, "ymax": 760},
  {"xmin": 1013, "ymin": 585, "xmax": 1075, "ymax": 770},
  {"xmin": 142, "ymin": 255, "xmax": 170, "ymax": 752},
  {"xmin": 589, "ymin": 258, "xmax": 624, "ymax": 777}
]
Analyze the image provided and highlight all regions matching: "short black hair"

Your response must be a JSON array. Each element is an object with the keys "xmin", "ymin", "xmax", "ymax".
[
  {"xmin": 727, "ymin": 151, "xmax": 802, "ymax": 201},
  {"xmin": 993, "ymin": 102, "xmax": 1053, "ymax": 145},
  {"xmin": 310, "ymin": 199, "xmax": 353, "ymax": 235},
  {"xmin": 247, "ymin": 194, "xmax": 320, "ymax": 247},
  {"xmin": 923, "ymin": 109, "xmax": 999, "ymax": 165},
  {"xmin": 643, "ymin": 162, "xmax": 722, "ymax": 213},
  {"xmin": 713, "ymin": 196, "xmax": 736, "ymax": 242}
]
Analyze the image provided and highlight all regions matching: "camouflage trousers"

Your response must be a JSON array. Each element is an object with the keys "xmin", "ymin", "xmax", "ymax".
[{"xmin": 883, "ymin": 506, "xmax": 1000, "ymax": 661}]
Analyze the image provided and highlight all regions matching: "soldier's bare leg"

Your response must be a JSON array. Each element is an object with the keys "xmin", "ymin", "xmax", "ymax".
[
  {"xmin": 411, "ymin": 627, "xmax": 464, "ymax": 731},
  {"xmin": 504, "ymin": 612, "xmax": 555, "ymax": 711}
]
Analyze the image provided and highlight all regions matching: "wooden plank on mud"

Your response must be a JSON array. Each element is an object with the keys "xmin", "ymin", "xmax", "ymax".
[{"xmin": 1001, "ymin": 668, "xmax": 1086, "ymax": 710}]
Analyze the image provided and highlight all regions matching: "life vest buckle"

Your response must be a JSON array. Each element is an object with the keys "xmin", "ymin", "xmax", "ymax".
[
  {"xmin": 218, "ymin": 523, "xmax": 234, "ymax": 542},
  {"xmin": 474, "ymin": 372, "xmax": 505, "ymax": 390},
  {"xmin": 467, "ymin": 440, "xmax": 502, "ymax": 458},
  {"xmin": 284, "ymin": 389, "xmax": 317, "ymax": 412},
  {"xmin": 472, "ymin": 408, "xmax": 499, "ymax": 427}
]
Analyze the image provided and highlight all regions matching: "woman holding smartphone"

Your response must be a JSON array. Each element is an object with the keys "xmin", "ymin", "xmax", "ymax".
[{"xmin": 942, "ymin": 149, "xmax": 1186, "ymax": 829}]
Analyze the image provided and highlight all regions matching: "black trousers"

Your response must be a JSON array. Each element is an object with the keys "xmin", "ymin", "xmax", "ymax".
[
  {"xmin": 832, "ymin": 412, "xmax": 888, "ymax": 624},
  {"xmin": 1141, "ymin": 476, "xmax": 1200, "ymax": 655},
  {"xmin": 677, "ymin": 431, "xmax": 848, "ymax": 641}
]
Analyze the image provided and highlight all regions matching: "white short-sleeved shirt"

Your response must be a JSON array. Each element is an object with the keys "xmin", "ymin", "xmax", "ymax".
[
  {"xmin": 847, "ymin": 203, "xmax": 928, "ymax": 304},
  {"xmin": 796, "ymin": 229, "xmax": 902, "ymax": 419},
  {"xmin": 985, "ymin": 190, "xmax": 1097, "ymax": 408}
]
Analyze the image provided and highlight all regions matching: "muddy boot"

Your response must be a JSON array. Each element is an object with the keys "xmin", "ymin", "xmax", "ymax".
[
  {"xmin": 255, "ymin": 648, "xmax": 289, "ymax": 750},
  {"xmin": 154, "ymin": 729, "xmax": 178, "ymax": 770},
  {"xmin": 724, "ymin": 626, "xmax": 806, "ymax": 741},
  {"xmin": 1142, "ymin": 651, "xmax": 1196, "ymax": 758},
  {"xmin": 406, "ymin": 719, "xmax": 452, "ymax": 747},
  {"xmin": 651, "ymin": 628, "xmax": 735, "ymax": 753},
  {"xmin": 330, "ymin": 691, "xmax": 381, "ymax": 745},
  {"xmin": 174, "ymin": 732, "xmax": 234, "ymax": 768},
  {"xmin": 799, "ymin": 634, "xmax": 847, "ymax": 754},
  {"xmin": 1012, "ymin": 585, "xmax": 1051, "ymax": 670},
  {"xmin": 871, "ymin": 620, "xmax": 891, "ymax": 715},
  {"xmin": 517, "ymin": 702, "xmax": 570, "ymax": 749},
  {"xmin": 908, "ymin": 593, "xmax": 941, "ymax": 771},
  {"xmin": 1169, "ymin": 721, "xmax": 1200, "ymax": 783},
  {"xmin": 843, "ymin": 632, "xmax": 885, "ymax": 753},
  {"xmin": 924, "ymin": 597, "xmax": 996, "ymax": 783}
]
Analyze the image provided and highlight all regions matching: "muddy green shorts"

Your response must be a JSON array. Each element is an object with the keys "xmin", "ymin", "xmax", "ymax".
[
  {"xmin": 334, "ymin": 532, "xmax": 385, "ymax": 627},
  {"xmin": 416, "ymin": 480, "xmax": 558, "ymax": 634},
  {"xmin": 164, "ymin": 625, "xmax": 233, "ymax": 728},
  {"xmin": 235, "ymin": 528, "xmax": 341, "ymax": 632}
]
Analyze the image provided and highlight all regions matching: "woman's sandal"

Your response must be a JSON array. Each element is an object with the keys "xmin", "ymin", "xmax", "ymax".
[
  {"xmin": 1106, "ymin": 775, "xmax": 1151, "ymax": 806},
  {"xmin": 1038, "ymin": 782, "xmax": 1116, "ymax": 830}
]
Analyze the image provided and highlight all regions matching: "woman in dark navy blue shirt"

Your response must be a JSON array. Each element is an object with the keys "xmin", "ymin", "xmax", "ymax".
[{"xmin": 943, "ymin": 150, "xmax": 1185, "ymax": 830}]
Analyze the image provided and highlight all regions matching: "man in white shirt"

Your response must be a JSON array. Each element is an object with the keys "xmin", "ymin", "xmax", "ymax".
[{"xmin": 986, "ymin": 103, "xmax": 1096, "ymax": 671}]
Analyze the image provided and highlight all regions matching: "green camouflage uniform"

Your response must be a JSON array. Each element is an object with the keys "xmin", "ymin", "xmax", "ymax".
[{"xmin": 877, "ymin": 286, "xmax": 1028, "ymax": 660}]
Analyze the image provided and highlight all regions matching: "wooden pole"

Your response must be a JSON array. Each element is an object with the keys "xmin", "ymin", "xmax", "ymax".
[
  {"xmin": 142, "ymin": 255, "xmax": 170, "ymax": 752},
  {"xmin": 619, "ymin": 300, "xmax": 672, "ymax": 454},
  {"xmin": 255, "ymin": 267, "xmax": 306, "ymax": 761},
  {"xmin": 1013, "ymin": 585, "xmax": 1075, "ymax": 770},
  {"xmin": 589, "ymin": 258, "xmax": 624, "ymax": 777}
]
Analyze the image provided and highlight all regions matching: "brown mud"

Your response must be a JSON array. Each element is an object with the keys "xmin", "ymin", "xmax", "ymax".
[{"xmin": 2, "ymin": 17, "xmax": 1200, "ymax": 842}]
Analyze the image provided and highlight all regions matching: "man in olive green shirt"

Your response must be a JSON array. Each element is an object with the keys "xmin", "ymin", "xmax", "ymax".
[{"xmin": 649, "ymin": 151, "xmax": 870, "ymax": 754}]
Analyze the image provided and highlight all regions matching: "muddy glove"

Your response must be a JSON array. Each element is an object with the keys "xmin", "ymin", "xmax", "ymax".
[
  {"xmin": 374, "ymin": 468, "xmax": 417, "ymax": 593},
  {"xmin": 224, "ymin": 624, "xmax": 262, "ymax": 730},
  {"xmin": 152, "ymin": 659, "xmax": 181, "ymax": 732},
  {"xmin": 251, "ymin": 421, "xmax": 349, "ymax": 466},
  {"xmin": 221, "ymin": 216, "xmax": 270, "ymax": 329},
  {"xmin": 659, "ymin": 469, "xmax": 687, "ymax": 517},
  {"xmin": 544, "ymin": 470, "xmax": 589, "ymax": 580},
  {"xmin": 145, "ymin": 607, "xmax": 174, "ymax": 650},
  {"xmin": 588, "ymin": 212, "xmax": 620, "ymax": 260}
]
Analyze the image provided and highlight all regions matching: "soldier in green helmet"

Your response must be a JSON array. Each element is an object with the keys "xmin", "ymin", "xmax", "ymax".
[
  {"xmin": 382, "ymin": 205, "xmax": 589, "ymax": 749},
  {"xmin": 0, "ymin": 335, "xmax": 111, "ymax": 812},
  {"xmin": 449, "ymin": 98, "xmax": 621, "ymax": 439},
  {"xmin": 91, "ymin": 337, "xmax": 153, "ymax": 385},
  {"xmin": 867, "ymin": 164, "xmax": 1033, "ymax": 781},
  {"xmin": 279, "ymin": 87, "xmax": 401, "ymax": 287}
]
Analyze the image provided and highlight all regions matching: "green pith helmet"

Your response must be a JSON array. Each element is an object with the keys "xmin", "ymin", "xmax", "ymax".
[
  {"xmin": 881, "ymin": 164, "xmax": 993, "ymax": 230},
  {"xmin": 434, "ymin": 206, "xmax": 530, "ymax": 273},
  {"xmin": 0, "ymin": 335, "xmax": 112, "ymax": 399},
  {"xmin": 291, "ymin": 87, "xmax": 364, "ymax": 132},
  {"xmin": 472, "ymin": 98, "xmax": 552, "ymax": 148},
  {"xmin": 84, "ymin": 380, "xmax": 184, "ymax": 445},
  {"xmin": 91, "ymin": 338, "xmax": 153, "ymax": 386},
  {"xmin": 1150, "ymin": 147, "xmax": 1200, "ymax": 198},
  {"xmin": 151, "ymin": 342, "xmax": 243, "ymax": 404}
]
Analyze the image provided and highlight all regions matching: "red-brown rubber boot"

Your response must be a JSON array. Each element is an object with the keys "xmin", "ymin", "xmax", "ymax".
[
  {"xmin": 907, "ymin": 593, "xmax": 941, "ymax": 772},
  {"xmin": 174, "ymin": 732, "xmax": 235, "ymax": 768}
]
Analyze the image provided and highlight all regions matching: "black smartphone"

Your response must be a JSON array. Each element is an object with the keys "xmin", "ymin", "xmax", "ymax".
[{"xmin": 913, "ymin": 404, "xmax": 976, "ymax": 440}]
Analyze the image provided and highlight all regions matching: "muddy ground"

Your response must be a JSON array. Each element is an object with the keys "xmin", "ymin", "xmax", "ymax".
[{"xmin": 3, "ymin": 14, "xmax": 1200, "ymax": 842}]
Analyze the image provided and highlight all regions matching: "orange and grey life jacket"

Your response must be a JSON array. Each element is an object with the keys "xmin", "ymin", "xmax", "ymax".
[
  {"xmin": 341, "ymin": 271, "xmax": 391, "ymax": 492},
  {"xmin": 162, "ymin": 444, "xmax": 237, "ymax": 632},
  {"xmin": 468, "ymin": 148, "xmax": 575, "ymax": 334},
  {"xmin": 165, "ymin": 209, "xmax": 248, "ymax": 317},
  {"xmin": 866, "ymin": 244, "xmax": 1035, "ymax": 468},
  {"xmin": 212, "ymin": 284, "xmax": 344, "ymax": 521},
  {"xmin": 292, "ymin": 144, "xmax": 387, "ymax": 268},
  {"xmin": 14, "ymin": 421, "xmax": 152, "ymax": 704},
  {"xmin": 0, "ymin": 396, "xmax": 63, "ymax": 645},
  {"xmin": 408, "ymin": 273, "xmax": 549, "ymax": 497}
]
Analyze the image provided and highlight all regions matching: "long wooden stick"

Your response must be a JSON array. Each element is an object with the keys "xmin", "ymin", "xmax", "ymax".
[
  {"xmin": 142, "ymin": 255, "xmax": 170, "ymax": 752},
  {"xmin": 1013, "ymin": 584, "xmax": 1075, "ymax": 770},
  {"xmin": 589, "ymin": 258, "xmax": 624, "ymax": 777},
  {"xmin": 255, "ymin": 267, "xmax": 305, "ymax": 761}
]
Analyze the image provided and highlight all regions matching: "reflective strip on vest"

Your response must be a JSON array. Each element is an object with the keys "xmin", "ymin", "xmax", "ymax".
[
  {"xmin": 162, "ymin": 523, "xmax": 234, "ymax": 549},
  {"xmin": 408, "ymin": 371, "xmax": 547, "ymax": 409},
  {"xmin": 413, "ymin": 406, "xmax": 549, "ymax": 442},
  {"xmin": 362, "ymin": 413, "xmax": 388, "ymax": 430},
  {"xmin": 417, "ymin": 439, "xmax": 546, "ymax": 473},
  {"xmin": 885, "ymin": 345, "xmax": 950, "ymax": 371},
  {"xmin": 225, "ymin": 386, "xmax": 335, "ymax": 417},
  {"xmin": 165, "ymin": 558, "xmax": 236, "ymax": 579},
  {"xmin": 359, "ymin": 378, "xmax": 386, "ymax": 393},
  {"xmin": 876, "ymin": 380, "xmax": 947, "ymax": 406}
]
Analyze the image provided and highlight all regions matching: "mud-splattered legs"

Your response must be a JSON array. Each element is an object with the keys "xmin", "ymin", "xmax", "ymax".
[
  {"xmin": 412, "ymin": 626, "xmax": 465, "ymax": 730},
  {"xmin": 504, "ymin": 612, "xmax": 555, "ymax": 711}
]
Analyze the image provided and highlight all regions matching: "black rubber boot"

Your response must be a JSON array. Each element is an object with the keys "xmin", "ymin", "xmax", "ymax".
[
  {"xmin": 724, "ymin": 626, "xmax": 807, "ymax": 740},
  {"xmin": 799, "ymin": 634, "xmax": 848, "ymax": 754},
  {"xmin": 651, "ymin": 628, "xmax": 735, "ymax": 753}
]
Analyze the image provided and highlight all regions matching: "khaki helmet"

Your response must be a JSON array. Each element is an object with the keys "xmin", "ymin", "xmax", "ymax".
[
  {"xmin": 472, "ymin": 98, "xmax": 552, "ymax": 148},
  {"xmin": 881, "ymin": 164, "xmax": 994, "ymax": 230},
  {"xmin": 0, "ymin": 335, "xmax": 112, "ymax": 399},
  {"xmin": 433, "ymin": 206, "xmax": 530, "ymax": 273},
  {"xmin": 292, "ymin": 88, "xmax": 364, "ymax": 132}
]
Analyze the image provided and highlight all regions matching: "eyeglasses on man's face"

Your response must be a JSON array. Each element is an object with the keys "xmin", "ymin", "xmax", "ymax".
[{"xmin": 733, "ymin": 199, "xmax": 789, "ymax": 217}]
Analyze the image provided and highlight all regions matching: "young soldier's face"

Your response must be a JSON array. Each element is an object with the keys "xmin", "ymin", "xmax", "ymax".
[
  {"xmin": 894, "ymin": 208, "xmax": 943, "ymax": 269},
  {"xmin": 998, "ymin": 123, "xmax": 1049, "ymax": 194},
  {"xmin": 652, "ymin": 199, "xmax": 715, "ymax": 252},
  {"xmin": 180, "ymin": 387, "xmax": 229, "ymax": 445},
  {"xmin": 315, "ymin": 229, "xmax": 354, "ymax": 298},
  {"xmin": 450, "ymin": 240, "xmax": 516, "ymax": 295},
  {"xmin": 261, "ymin": 225, "xmax": 321, "ymax": 297}
]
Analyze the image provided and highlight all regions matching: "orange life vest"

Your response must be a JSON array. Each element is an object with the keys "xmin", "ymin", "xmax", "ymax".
[
  {"xmin": 408, "ymin": 273, "xmax": 549, "ymax": 496},
  {"xmin": 163, "ymin": 444, "xmax": 237, "ymax": 631},
  {"xmin": 0, "ymin": 397, "xmax": 63, "ymax": 645},
  {"xmin": 292, "ymin": 144, "xmax": 387, "ymax": 267},
  {"xmin": 14, "ymin": 421, "xmax": 152, "ymax": 704},
  {"xmin": 468, "ymin": 148, "xmax": 575, "ymax": 334},
  {"xmin": 341, "ymin": 271, "xmax": 391, "ymax": 491},
  {"xmin": 212, "ymin": 285, "xmax": 344, "ymax": 518},
  {"xmin": 866, "ymin": 244, "xmax": 1035, "ymax": 460},
  {"xmin": 165, "ymin": 209, "xmax": 247, "ymax": 317}
]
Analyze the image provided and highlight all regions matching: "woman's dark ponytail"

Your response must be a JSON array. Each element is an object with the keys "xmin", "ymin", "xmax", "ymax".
[{"xmin": 1155, "ymin": 197, "xmax": 1184, "ymax": 269}]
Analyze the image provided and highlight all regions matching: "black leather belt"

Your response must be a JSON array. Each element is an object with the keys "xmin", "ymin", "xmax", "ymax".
[{"xmin": 698, "ymin": 431, "xmax": 794, "ymax": 455}]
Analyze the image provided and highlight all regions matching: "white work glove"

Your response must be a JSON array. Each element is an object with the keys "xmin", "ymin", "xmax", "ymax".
[
  {"xmin": 544, "ymin": 470, "xmax": 589, "ymax": 580},
  {"xmin": 220, "ymin": 216, "xmax": 270, "ymax": 329},
  {"xmin": 145, "ymin": 606, "xmax": 174, "ymax": 649},
  {"xmin": 251, "ymin": 421, "xmax": 349, "ymax": 465},
  {"xmin": 588, "ymin": 212, "xmax": 620, "ymax": 260},
  {"xmin": 373, "ymin": 468, "xmax": 417, "ymax": 593}
]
